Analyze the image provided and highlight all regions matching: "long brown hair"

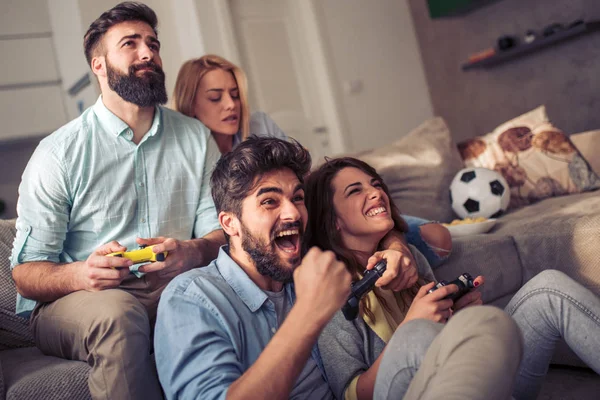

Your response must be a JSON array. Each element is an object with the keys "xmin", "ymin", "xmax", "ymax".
[
  {"xmin": 172, "ymin": 54, "xmax": 250, "ymax": 139},
  {"xmin": 305, "ymin": 157, "xmax": 420, "ymax": 322}
]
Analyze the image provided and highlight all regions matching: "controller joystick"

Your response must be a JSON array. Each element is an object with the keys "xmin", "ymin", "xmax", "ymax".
[{"xmin": 342, "ymin": 260, "xmax": 387, "ymax": 320}]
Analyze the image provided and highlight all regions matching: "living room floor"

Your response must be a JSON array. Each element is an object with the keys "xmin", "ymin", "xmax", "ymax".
[{"xmin": 539, "ymin": 366, "xmax": 600, "ymax": 399}]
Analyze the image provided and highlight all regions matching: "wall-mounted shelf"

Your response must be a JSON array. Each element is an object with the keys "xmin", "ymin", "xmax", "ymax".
[{"xmin": 462, "ymin": 20, "xmax": 600, "ymax": 71}]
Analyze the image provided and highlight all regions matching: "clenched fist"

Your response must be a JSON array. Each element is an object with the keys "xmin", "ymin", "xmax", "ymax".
[{"xmin": 293, "ymin": 247, "xmax": 352, "ymax": 325}]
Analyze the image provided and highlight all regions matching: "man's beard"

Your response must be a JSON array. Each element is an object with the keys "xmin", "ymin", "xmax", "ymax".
[
  {"xmin": 241, "ymin": 221, "xmax": 303, "ymax": 283},
  {"xmin": 106, "ymin": 59, "xmax": 168, "ymax": 107}
]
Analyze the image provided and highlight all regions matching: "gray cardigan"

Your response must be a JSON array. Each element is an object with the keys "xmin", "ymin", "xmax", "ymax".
[{"xmin": 317, "ymin": 246, "xmax": 436, "ymax": 400}]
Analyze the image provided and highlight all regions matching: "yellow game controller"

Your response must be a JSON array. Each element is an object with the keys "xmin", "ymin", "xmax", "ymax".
[{"xmin": 107, "ymin": 245, "xmax": 168, "ymax": 264}]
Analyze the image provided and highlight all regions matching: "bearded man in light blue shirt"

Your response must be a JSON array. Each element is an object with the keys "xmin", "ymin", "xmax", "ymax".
[
  {"xmin": 10, "ymin": 2, "xmax": 225, "ymax": 399},
  {"xmin": 155, "ymin": 137, "xmax": 352, "ymax": 400}
]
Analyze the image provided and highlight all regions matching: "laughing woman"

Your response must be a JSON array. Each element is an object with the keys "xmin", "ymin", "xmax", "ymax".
[{"xmin": 305, "ymin": 156, "xmax": 600, "ymax": 400}]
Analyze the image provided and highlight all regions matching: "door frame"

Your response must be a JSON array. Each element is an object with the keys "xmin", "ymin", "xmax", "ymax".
[{"xmin": 207, "ymin": 0, "xmax": 349, "ymax": 154}]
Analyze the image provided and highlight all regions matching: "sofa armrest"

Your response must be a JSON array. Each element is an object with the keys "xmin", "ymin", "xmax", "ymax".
[{"xmin": 0, "ymin": 219, "xmax": 35, "ymax": 350}]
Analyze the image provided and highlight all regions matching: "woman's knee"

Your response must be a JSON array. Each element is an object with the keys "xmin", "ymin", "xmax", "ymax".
[
  {"xmin": 515, "ymin": 269, "xmax": 579, "ymax": 298},
  {"xmin": 419, "ymin": 223, "xmax": 452, "ymax": 257},
  {"xmin": 453, "ymin": 306, "xmax": 522, "ymax": 345},
  {"xmin": 528, "ymin": 269, "xmax": 570, "ymax": 289},
  {"xmin": 390, "ymin": 319, "xmax": 443, "ymax": 358}
]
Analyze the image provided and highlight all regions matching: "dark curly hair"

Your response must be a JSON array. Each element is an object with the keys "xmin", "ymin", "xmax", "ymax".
[
  {"xmin": 210, "ymin": 136, "xmax": 311, "ymax": 241},
  {"xmin": 83, "ymin": 2, "xmax": 158, "ymax": 66}
]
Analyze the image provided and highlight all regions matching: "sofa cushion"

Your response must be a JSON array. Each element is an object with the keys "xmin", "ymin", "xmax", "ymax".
[
  {"xmin": 0, "ymin": 219, "xmax": 34, "ymax": 351},
  {"xmin": 457, "ymin": 106, "xmax": 600, "ymax": 209},
  {"xmin": 434, "ymin": 234, "xmax": 523, "ymax": 305},
  {"xmin": 494, "ymin": 190, "xmax": 600, "ymax": 297},
  {"xmin": 0, "ymin": 347, "xmax": 90, "ymax": 400},
  {"xmin": 349, "ymin": 117, "xmax": 464, "ymax": 222}
]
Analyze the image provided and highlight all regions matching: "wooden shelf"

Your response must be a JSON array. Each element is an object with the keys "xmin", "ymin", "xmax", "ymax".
[{"xmin": 462, "ymin": 21, "xmax": 600, "ymax": 71}]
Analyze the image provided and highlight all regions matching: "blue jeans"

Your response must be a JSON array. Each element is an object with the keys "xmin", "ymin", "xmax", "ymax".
[
  {"xmin": 505, "ymin": 269, "xmax": 600, "ymax": 399},
  {"xmin": 402, "ymin": 215, "xmax": 449, "ymax": 268}
]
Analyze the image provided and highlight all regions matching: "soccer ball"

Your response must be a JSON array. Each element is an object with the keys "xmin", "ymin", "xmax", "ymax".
[{"xmin": 450, "ymin": 167, "xmax": 510, "ymax": 219}]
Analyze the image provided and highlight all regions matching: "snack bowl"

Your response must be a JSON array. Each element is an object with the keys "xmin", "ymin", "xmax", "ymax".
[{"xmin": 445, "ymin": 219, "xmax": 497, "ymax": 238}]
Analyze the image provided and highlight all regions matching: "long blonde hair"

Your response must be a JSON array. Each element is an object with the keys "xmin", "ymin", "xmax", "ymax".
[{"xmin": 173, "ymin": 54, "xmax": 250, "ymax": 139}]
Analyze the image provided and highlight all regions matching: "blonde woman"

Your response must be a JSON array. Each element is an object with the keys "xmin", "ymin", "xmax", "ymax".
[{"xmin": 172, "ymin": 54, "xmax": 286, "ymax": 155}]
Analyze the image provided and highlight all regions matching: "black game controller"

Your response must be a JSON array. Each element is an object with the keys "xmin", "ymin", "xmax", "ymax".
[
  {"xmin": 427, "ymin": 272, "xmax": 475, "ymax": 302},
  {"xmin": 342, "ymin": 260, "xmax": 387, "ymax": 320}
]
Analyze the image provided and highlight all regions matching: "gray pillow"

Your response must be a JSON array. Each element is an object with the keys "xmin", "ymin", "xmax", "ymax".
[{"xmin": 349, "ymin": 117, "xmax": 464, "ymax": 223}]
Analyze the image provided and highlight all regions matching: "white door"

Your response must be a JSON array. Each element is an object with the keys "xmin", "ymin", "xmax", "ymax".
[{"xmin": 228, "ymin": 0, "xmax": 337, "ymax": 163}]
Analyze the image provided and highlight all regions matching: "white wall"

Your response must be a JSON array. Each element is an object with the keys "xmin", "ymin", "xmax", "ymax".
[
  {"xmin": 51, "ymin": 0, "xmax": 434, "ymax": 153},
  {"xmin": 192, "ymin": 0, "xmax": 433, "ymax": 153},
  {"xmin": 7, "ymin": 0, "xmax": 433, "ymax": 147},
  {"xmin": 193, "ymin": 0, "xmax": 241, "ymax": 64},
  {"xmin": 0, "ymin": 0, "xmax": 68, "ymax": 141},
  {"xmin": 48, "ymin": 0, "xmax": 98, "ymax": 121},
  {"xmin": 313, "ymin": 0, "xmax": 434, "ymax": 152}
]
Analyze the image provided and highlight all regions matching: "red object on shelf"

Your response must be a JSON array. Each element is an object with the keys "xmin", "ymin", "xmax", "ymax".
[{"xmin": 468, "ymin": 47, "xmax": 497, "ymax": 63}]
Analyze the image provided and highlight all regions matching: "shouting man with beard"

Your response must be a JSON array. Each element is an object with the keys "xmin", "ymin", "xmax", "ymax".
[
  {"xmin": 10, "ymin": 2, "xmax": 224, "ymax": 399},
  {"xmin": 154, "ymin": 137, "xmax": 353, "ymax": 399}
]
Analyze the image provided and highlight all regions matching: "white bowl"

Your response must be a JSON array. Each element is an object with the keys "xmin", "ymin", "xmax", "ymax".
[{"xmin": 446, "ymin": 219, "xmax": 497, "ymax": 238}]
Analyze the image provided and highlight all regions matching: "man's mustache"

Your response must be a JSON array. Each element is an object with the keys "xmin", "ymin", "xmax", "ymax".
[{"xmin": 130, "ymin": 61, "xmax": 163, "ymax": 75}]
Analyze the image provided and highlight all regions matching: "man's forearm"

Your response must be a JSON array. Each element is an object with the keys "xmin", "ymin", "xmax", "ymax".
[
  {"xmin": 189, "ymin": 229, "xmax": 226, "ymax": 268},
  {"xmin": 12, "ymin": 261, "xmax": 84, "ymax": 303},
  {"xmin": 226, "ymin": 302, "xmax": 324, "ymax": 400},
  {"xmin": 380, "ymin": 229, "xmax": 408, "ymax": 251}
]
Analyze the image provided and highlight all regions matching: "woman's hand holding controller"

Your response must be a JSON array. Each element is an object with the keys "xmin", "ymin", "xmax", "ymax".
[
  {"xmin": 366, "ymin": 248, "xmax": 418, "ymax": 292},
  {"xmin": 453, "ymin": 275, "xmax": 485, "ymax": 312},
  {"xmin": 402, "ymin": 282, "xmax": 457, "ymax": 324}
]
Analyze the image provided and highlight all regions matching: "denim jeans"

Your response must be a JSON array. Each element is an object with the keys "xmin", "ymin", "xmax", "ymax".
[
  {"xmin": 402, "ymin": 215, "xmax": 449, "ymax": 268},
  {"xmin": 505, "ymin": 269, "xmax": 600, "ymax": 399},
  {"xmin": 374, "ymin": 306, "xmax": 522, "ymax": 400}
]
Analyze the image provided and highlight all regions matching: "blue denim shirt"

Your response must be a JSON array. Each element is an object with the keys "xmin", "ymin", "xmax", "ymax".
[{"xmin": 154, "ymin": 247, "xmax": 327, "ymax": 400}]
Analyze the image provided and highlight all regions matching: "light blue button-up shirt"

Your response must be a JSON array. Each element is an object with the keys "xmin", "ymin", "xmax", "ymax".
[
  {"xmin": 11, "ymin": 96, "xmax": 221, "ymax": 316},
  {"xmin": 155, "ymin": 247, "xmax": 330, "ymax": 400}
]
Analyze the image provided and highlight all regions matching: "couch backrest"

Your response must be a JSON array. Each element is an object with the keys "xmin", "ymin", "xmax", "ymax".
[{"xmin": 0, "ymin": 219, "xmax": 34, "ymax": 350}]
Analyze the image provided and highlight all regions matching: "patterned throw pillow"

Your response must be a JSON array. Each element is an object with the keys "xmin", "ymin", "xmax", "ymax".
[{"xmin": 457, "ymin": 106, "xmax": 600, "ymax": 209}]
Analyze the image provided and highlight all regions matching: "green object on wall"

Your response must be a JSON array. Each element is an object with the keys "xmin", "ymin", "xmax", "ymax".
[{"xmin": 427, "ymin": 0, "xmax": 498, "ymax": 18}]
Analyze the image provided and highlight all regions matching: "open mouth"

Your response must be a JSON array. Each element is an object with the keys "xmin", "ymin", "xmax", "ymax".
[
  {"xmin": 222, "ymin": 115, "xmax": 239, "ymax": 123},
  {"xmin": 366, "ymin": 206, "xmax": 387, "ymax": 217},
  {"xmin": 273, "ymin": 228, "xmax": 300, "ymax": 255}
]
